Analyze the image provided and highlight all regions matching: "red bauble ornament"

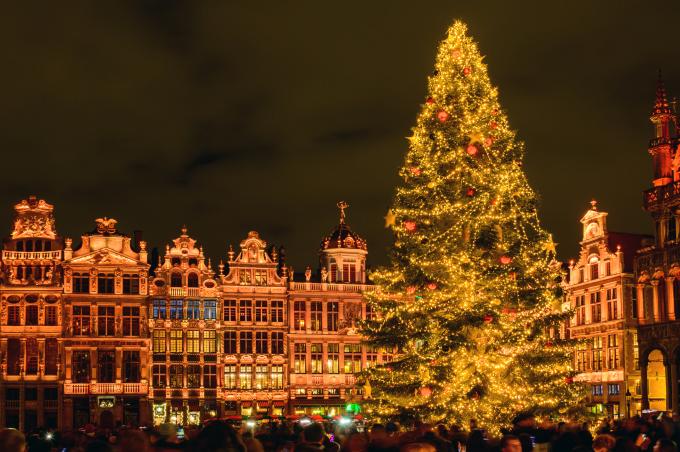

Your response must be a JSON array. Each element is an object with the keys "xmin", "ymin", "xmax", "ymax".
[
  {"xmin": 426, "ymin": 282, "xmax": 437, "ymax": 291},
  {"xmin": 466, "ymin": 187, "xmax": 476, "ymax": 197},
  {"xmin": 437, "ymin": 110, "xmax": 449, "ymax": 122},
  {"xmin": 463, "ymin": 67, "xmax": 471, "ymax": 76},
  {"xmin": 483, "ymin": 314, "xmax": 493, "ymax": 324},
  {"xmin": 466, "ymin": 144, "xmax": 478, "ymax": 156},
  {"xmin": 484, "ymin": 137, "xmax": 494, "ymax": 146},
  {"xmin": 565, "ymin": 376, "xmax": 574, "ymax": 384},
  {"xmin": 409, "ymin": 167, "xmax": 422, "ymax": 176},
  {"xmin": 426, "ymin": 97, "xmax": 435, "ymax": 104},
  {"xmin": 404, "ymin": 220, "xmax": 417, "ymax": 232},
  {"xmin": 491, "ymin": 108, "xmax": 499, "ymax": 116},
  {"xmin": 490, "ymin": 198, "xmax": 498, "ymax": 206},
  {"xmin": 546, "ymin": 341, "xmax": 553, "ymax": 348},
  {"xmin": 489, "ymin": 121, "xmax": 498, "ymax": 129},
  {"xmin": 419, "ymin": 386, "xmax": 432, "ymax": 398},
  {"xmin": 406, "ymin": 286, "xmax": 417, "ymax": 295},
  {"xmin": 499, "ymin": 255, "xmax": 512, "ymax": 265}
]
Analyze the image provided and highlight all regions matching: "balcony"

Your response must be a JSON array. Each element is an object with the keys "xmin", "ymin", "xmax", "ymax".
[
  {"xmin": 643, "ymin": 181, "xmax": 680, "ymax": 211},
  {"xmin": 63, "ymin": 382, "xmax": 148, "ymax": 395},
  {"xmin": 1, "ymin": 250, "xmax": 62, "ymax": 261},
  {"xmin": 290, "ymin": 282, "xmax": 375, "ymax": 293}
]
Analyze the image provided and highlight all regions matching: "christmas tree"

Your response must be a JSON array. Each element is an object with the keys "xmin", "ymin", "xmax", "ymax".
[{"xmin": 361, "ymin": 21, "xmax": 583, "ymax": 433}]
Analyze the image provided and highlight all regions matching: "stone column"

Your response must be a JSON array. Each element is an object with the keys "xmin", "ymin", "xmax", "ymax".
[
  {"xmin": 667, "ymin": 277, "xmax": 676, "ymax": 321},
  {"xmin": 637, "ymin": 284, "xmax": 646, "ymax": 320},
  {"xmin": 305, "ymin": 301, "xmax": 311, "ymax": 333},
  {"xmin": 651, "ymin": 280, "xmax": 660, "ymax": 322},
  {"xmin": 115, "ymin": 347, "xmax": 123, "ymax": 382},
  {"xmin": 641, "ymin": 360, "xmax": 650, "ymax": 410}
]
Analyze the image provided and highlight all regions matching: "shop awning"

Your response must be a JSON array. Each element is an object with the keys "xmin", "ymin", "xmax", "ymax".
[
  {"xmin": 273, "ymin": 400, "xmax": 286, "ymax": 407},
  {"xmin": 240, "ymin": 401, "xmax": 253, "ymax": 408},
  {"xmin": 257, "ymin": 400, "xmax": 269, "ymax": 408}
]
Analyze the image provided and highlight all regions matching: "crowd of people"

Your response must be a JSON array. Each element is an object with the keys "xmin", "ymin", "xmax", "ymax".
[{"xmin": 1, "ymin": 412, "xmax": 680, "ymax": 452}]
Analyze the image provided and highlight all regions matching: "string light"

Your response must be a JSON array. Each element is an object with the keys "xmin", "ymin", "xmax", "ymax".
[{"xmin": 361, "ymin": 20, "xmax": 584, "ymax": 435}]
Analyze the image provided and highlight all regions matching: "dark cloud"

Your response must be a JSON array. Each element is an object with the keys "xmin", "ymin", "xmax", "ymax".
[{"xmin": 0, "ymin": 0, "xmax": 678, "ymax": 268}]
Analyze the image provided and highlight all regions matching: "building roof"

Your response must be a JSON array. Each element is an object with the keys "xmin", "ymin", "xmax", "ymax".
[{"xmin": 320, "ymin": 201, "xmax": 367, "ymax": 252}]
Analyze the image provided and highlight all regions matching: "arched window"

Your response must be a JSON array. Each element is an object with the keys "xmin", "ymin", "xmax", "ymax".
[
  {"xmin": 589, "ymin": 256, "xmax": 599, "ymax": 280},
  {"xmin": 187, "ymin": 273, "xmax": 199, "ymax": 288},
  {"xmin": 171, "ymin": 258, "xmax": 180, "ymax": 267},
  {"xmin": 171, "ymin": 272, "xmax": 182, "ymax": 287},
  {"xmin": 188, "ymin": 258, "xmax": 198, "ymax": 267}
]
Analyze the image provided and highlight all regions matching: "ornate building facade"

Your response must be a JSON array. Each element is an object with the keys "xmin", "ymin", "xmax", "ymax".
[
  {"xmin": 636, "ymin": 77, "xmax": 680, "ymax": 413},
  {"xmin": 564, "ymin": 202, "xmax": 650, "ymax": 418},
  {"xmin": 0, "ymin": 199, "xmax": 374, "ymax": 430}
]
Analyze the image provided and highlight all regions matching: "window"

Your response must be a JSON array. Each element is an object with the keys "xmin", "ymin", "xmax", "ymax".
[
  {"xmin": 239, "ymin": 269, "xmax": 252, "ymax": 285},
  {"xmin": 187, "ymin": 365, "xmax": 201, "ymax": 388},
  {"xmin": 311, "ymin": 343, "xmax": 323, "ymax": 374},
  {"xmin": 608, "ymin": 383, "xmax": 620, "ymax": 395},
  {"xmin": 633, "ymin": 333, "xmax": 640, "ymax": 370},
  {"xmin": 169, "ymin": 365, "xmax": 183, "ymax": 388},
  {"xmin": 239, "ymin": 300, "xmax": 252, "ymax": 322},
  {"xmin": 608, "ymin": 334, "xmax": 620, "ymax": 369},
  {"xmin": 224, "ymin": 331, "xmax": 237, "ymax": 354},
  {"xmin": 327, "ymin": 343, "xmax": 339, "ymax": 373},
  {"xmin": 187, "ymin": 330, "xmax": 200, "ymax": 353},
  {"xmin": 72, "ymin": 351, "xmax": 90, "ymax": 383},
  {"xmin": 223, "ymin": 300, "xmax": 237, "ymax": 322},
  {"xmin": 255, "ymin": 365, "xmax": 268, "ymax": 389},
  {"xmin": 271, "ymin": 365, "xmax": 283, "ymax": 389},
  {"xmin": 578, "ymin": 268, "xmax": 584, "ymax": 283},
  {"xmin": 171, "ymin": 272, "xmax": 182, "ymax": 287},
  {"xmin": 153, "ymin": 331, "xmax": 166, "ymax": 353},
  {"xmin": 256, "ymin": 332, "xmax": 268, "ymax": 354},
  {"xmin": 592, "ymin": 384, "xmax": 603, "ymax": 396},
  {"xmin": 8, "ymin": 304, "xmax": 20, "ymax": 325},
  {"xmin": 98, "ymin": 351, "xmax": 115, "ymax": 383},
  {"xmin": 153, "ymin": 300, "xmax": 166, "ymax": 319},
  {"xmin": 26, "ymin": 338, "xmax": 38, "ymax": 374},
  {"xmin": 98, "ymin": 273, "xmax": 115, "ymax": 294},
  {"xmin": 7, "ymin": 339, "xmax": 20, "ymax": 375},
  {"xmin": 606, "ymin": 288, "xmax": 618, "ymax": 320},
  {"xmin": 187, "ymin": 300, "xmax": 200, "ymax": 319},
  {"xmin": 330, "ymin": 259, "xmax": 337, "ymax": 282},
  {"xmin": 590, "ymin": 262, "xmax": 599, "ymax": 280},
  {"xmin": 294, "ymin": 343, "xmax": 307, "ymax": 373},
  {"xmin": 576, "ymin": 343, "xmax": 588, "ymax": 372},
  {"xmin": 366, "ymin": 345, "xmax": 379, "ymax": 368},
  {"xmin": 45, "ymin": 304, "xmax": 58, "ymax": 326},
  {"xmin": 592, "ymin": 337, "xmax": 603, "ymax": 371},
  {"xmin": 575, "ymin": 295, "xmax": 586, "ymax": 325},
  {"xmin": 170, "ymin": 300, "xmax": 183, "ymax": 320},
  {"xmin": 204, "ymin": 330, "xmax": 216, "ymax": 353},
  {"xmin": 271, "ymin": 300, "xmax": 284, "ymax": 323},
  {"xmin": 590, "ymin": 292, "xmax": 602, "ymax": 323},
  {"xmin": 204, "ymin": 300, "xmax": 217, "ymax": 320},
  {"xmin": 255, "ymin": 300, "xmax": 268, "ymax": 322},
  {"xmin": 605, "ymin": 262, "xmax": 612, "ymax": 276},
  {"xmin": 240, "ymin": 332, "xmax": 253, "ymax": 354},
  {"xmin": 153, "ymin": 364, "xmax": 166, "ymax": 388},
  {"xmin": 224, "ymin": 365, "xmax": 237, "ymax": 389},
  {"xmin": 343, "ymin": 344, "xmax": 362, "ymax": 374},
  {"xmin": 123, "ymin": 351, "xmax": 140, "ymax": 383},
  {"xmin": 98, "ymin": 306, "xmax": 115, "ymax": 336},
  {"xmin": 187, "ymin": 273, "xmax": 199, "ymax": 288},
  {"xmin": 73, "ymin": 273, "xmax": 90, "ymax": 293},
  {"xmin": 73, "ymin": 305, "xmax": 91, "ymax": 336},
  {"xmin": 310, "ymin": 302, "xmax": 322, "ymax": 331},
  {"xmin": 271, "ymin": 332, "xmax": 284, "ymax": 355},
  {"xmin": 326, "ymin": 302, "xmax": 339, "ymax": 331},
  {"xmin": 170, "ymin": 330, "xmax": 183, "ymax": 353},
  {"xmin": 123, "ymin": 274, "xmax": 139, "ymax": 294},
  {"xmin": 122, "ymin": 307, "xmax": 140, "ymax": 336},
  {"xmin": 255, "ymin": 269, "xmax": 267, "ymax": 286},
  {"xmin": 45, "ymin": 338, "xmax": 58, "ymax": 375},
  {"xmin": 632, "ymin": 287, "xmax": 639, "ymax": 318},
  {"xmin": 204, "ymin": 365, "xmax": 216, "ymax": 388},
  {"xmin": 294, "ymin": 301, "xmax": 306, "ymax": 330},
  {"xmin": 239, "ymin": 365, "xmax": 252, "ymax": 389}
]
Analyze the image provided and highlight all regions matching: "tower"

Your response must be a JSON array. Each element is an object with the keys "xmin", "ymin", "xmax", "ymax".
[
  {"xmin": 319, "ymin": 202, "xmax": 368, "ymax": 284},
  {"xmin": 649, "ymin": 73, "xmax": 676, "ymax": 187}
]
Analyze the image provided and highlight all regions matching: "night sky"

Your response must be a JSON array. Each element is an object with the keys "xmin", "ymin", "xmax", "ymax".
[{"xmin": 2, "ymin": 1, "xmax": 680, "ymax": 270}]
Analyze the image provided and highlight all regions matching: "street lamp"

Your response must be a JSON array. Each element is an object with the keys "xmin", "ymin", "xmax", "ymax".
[{"xmin": 625, "ymin": 388, "xmax": 632, "ymax": 418}]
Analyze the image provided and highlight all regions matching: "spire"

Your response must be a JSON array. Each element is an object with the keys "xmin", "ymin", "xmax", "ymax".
[{"xmin": 652, "ymin": 70, "xmax": 673, "ymax": 117}]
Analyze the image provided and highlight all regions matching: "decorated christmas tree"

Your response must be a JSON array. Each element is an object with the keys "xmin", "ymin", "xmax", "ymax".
[{"xmin": 361, "ymin": 21, "xmax": 583, "ymax": 433}]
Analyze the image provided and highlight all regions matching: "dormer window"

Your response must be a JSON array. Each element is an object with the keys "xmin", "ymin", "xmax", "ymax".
[
  {"xmin": 188, "ymin": 258, "xmax": 198, "ymax": 267},
  {"xmin": 589, "ymin": 256, "xmax": 599, "ymax": 280},
  {"xmin": 171, "ymin": 258, "xmax": 181, "ymax": 267}
]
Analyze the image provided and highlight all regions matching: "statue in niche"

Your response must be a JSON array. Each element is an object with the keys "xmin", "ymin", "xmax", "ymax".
[{"xmin": 321, "ymin": 267, "xmax": 328, "ymax": 283}]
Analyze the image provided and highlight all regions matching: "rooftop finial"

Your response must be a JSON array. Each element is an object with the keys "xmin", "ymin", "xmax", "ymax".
[
  {"xmin": 337, "ymin": 201, "xmax": 349, "ymax": 224},
  {"xmin": 590, "ymin": 199, "xmax": 597, "ymax": 210},
  {"xmin": 181, "ymin": 225, "xmax": 188, "ymax": 235}
]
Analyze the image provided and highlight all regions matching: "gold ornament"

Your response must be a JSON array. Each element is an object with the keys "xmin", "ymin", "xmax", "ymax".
[{"xmin": 384, "ymin": 210, "xmax": 396, "ymax": 228}]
